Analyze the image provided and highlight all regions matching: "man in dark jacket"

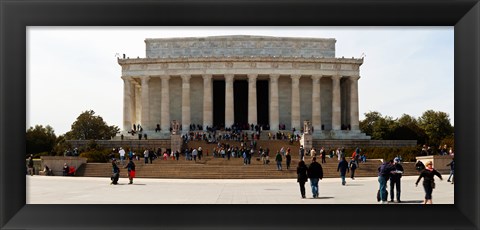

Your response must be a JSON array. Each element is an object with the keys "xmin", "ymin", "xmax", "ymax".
[
  {"xmin": 307, "ymin": 157, "xmax": 323, "ymax": 198},
  {"xmin": 390, "ymin": 158, "xmax": 404, "ymax": 202},
  {"xmin": 111, "ymin": 160, "xmax": 120, "ymax": 185}
]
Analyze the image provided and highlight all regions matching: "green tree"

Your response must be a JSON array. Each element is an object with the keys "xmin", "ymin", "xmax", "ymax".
[
  {"xmin": 418, "ymin": 110, "xmax": 454, "ymax": 146},
  {"xmin": 52, "ymin": 134, "xmax": 73, "ymax": 156},
  {"xmin": 65, "ymin": 110, "xmax": 120, "ymax": 140},
  {"xmin": 389, "ymin": 114, "xmax": 427, "ymax": 143},
  {"xmin": 26, "ymin": 125, "xmax": 57, "ymax": 156},
  {"xmin": 359, "ymin": 111, "xmax": 395, "ymax": 140}
]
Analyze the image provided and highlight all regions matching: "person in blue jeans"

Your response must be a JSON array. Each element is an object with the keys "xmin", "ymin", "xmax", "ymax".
[
  {"xmin": 275, "ymin": 151, "xmax": 283, "ymax": 170},
  {"xmin": 307, "ymin": 157, "xmax": 323, "ymax": 198},
  {"xmin": 378, "ymin": 160, "xmax": 395, "ymax": 204},
  {"xmin": 337, "ymin": 157, "xmax": 349, "ymax": 185},
  {"xmin": 446, "ymin": 158, "xmax": 454, "ymax": 184}
]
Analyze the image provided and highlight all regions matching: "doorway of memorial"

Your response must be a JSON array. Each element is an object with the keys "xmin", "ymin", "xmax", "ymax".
[
  {"xmin": 213, "ymin": 80, "xmax": 225, "ymax": 129},
  {"xmin": 234, "ymin": 80, "xmax": 248, "ymax": 130},
  {"xmin": 257, "ymin": 80, "xmax": 269, "ymax": 130}
]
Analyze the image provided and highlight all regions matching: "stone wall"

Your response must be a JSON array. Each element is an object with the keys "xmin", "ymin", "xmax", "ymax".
[
  {"xmin": 39, "ymin": 156, "xmax": 87, "ymax": 176},
  {"xmin": 67, "ymin": 140, "xmax": 171, "ymax": 151},
  {"xmin": 416, "ymin": 155, "xmax": 453, "ymax": 174},
  {"xmin": 145, "ymin": 35, "xmax": 336, "ymax": 59},
  {"xmin": 312, "ymin": 139, "xmax": 417, "ymax": 148}
]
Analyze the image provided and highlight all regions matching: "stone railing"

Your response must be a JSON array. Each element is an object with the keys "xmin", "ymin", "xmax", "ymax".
[
  {"xmin": 416, "ymin": 155, "xmax": 454, "ymax": 174},
  {"xmin": 39, "ymin": 156, "xmax": 87, "ymax": 176}
]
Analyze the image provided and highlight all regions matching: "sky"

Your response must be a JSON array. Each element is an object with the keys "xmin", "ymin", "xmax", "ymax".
[{"xmin": 27, "ymin": 26, "xmax": 454, "ymax": 136}]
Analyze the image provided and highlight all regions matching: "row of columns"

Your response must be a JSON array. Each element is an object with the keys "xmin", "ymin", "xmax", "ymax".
[{"xmin": 122, "ymin": 74, "xmax": 360, "ymax": 132}]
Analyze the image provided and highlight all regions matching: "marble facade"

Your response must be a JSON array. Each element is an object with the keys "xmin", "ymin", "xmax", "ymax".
[{"xmin": 118, "ymin": 35, "xmax": 369, "ymax": 139}]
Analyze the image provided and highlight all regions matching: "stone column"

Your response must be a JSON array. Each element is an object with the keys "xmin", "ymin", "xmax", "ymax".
[
  {"xmin": 224, "ymin": 74, "xmax": 235, "ymax": 129},
  {"xmin": 202, "ymin": 74, "xmax": 213, "ymax": 130},
  {"xmin": 160, "ymin": 76, "xmax": 170, "ymax": 132},
  {"xmin": 181, "ymin": 74, "xmax": 191, "ymax": 132},
  {"xmin": 248, "ymin": 74, "xmax": 258, "ymax": 126},
  {"xmin": 331, "ymin": 75, "xmax": 341, "ymax": 130},
  {"xmin": 140, "ymin": 76, "xmax": 150, "ymax": 130},
  {"xmin": 121, "ymin": 76, "xmax": 132, "ymax": 131},
  {"xmin": 134, "ymin": 84, "xmax": 140, "ymax": 125},
  {"xmin": 349, "ymin": 75, "xmax": 360, "ymax": 130},
  {"xmin": 269, "ymin": 74, "xmax": 280, "ymax": 131},
  {"xmin": 311, "ymin": 75, "xmax": 323, "ymax": 132},
  {"xmin": 291, "ymin": 75, "xmax": 301, "ymax": 130}
]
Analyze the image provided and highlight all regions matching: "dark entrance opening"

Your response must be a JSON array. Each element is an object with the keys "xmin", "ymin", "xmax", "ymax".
[
  {"xmin": 257, "ymin": 80, "xmax": 269, "ymax": 128},
  {"xmin": 234, "ymin": 80, "xmax": 248, "ymax": 128},
  {"xmin": 213, "ymin": 80, "xmax": 225, "ymax": 129}
]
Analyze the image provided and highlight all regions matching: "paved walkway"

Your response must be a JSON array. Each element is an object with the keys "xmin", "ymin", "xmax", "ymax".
[{"xmin": 26, "ymin": 175, "xmax": 454, "ymax": 204}]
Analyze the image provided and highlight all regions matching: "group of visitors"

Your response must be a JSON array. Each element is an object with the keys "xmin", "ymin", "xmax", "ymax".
[{"xmin": 297, "ymin": 157, "xmax": 323, "ymax": 198}]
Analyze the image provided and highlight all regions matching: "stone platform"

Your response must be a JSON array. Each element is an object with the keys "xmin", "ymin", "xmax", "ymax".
[{"xmin": 27, "ymin": 175, "xmax": 454, "ymax": 204}]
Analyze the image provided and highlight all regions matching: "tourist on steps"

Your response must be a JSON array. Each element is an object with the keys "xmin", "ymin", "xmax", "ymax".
[
  {"xmin": 275, "ymin": 151, "xmax": 283, "ymax": 171},
  {"xmin": 286, "ymin": 151, "xmax": 292, "ymax": 170}
]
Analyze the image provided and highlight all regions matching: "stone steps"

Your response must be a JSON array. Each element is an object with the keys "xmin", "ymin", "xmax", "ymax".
[{"xmin": 78, "ymin": 155, "xmax": 418, "ymax": 179}]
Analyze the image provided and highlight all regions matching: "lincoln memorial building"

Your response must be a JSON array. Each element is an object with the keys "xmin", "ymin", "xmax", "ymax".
[{"xmin": 118, "ymin": 35, "xmax": 369, "ymax": 139}]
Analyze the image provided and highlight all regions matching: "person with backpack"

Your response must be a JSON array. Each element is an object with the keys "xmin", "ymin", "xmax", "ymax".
[
  {"xmin": 377, "ymin": 160, "xmax": 395, "ymax": 204},
  {"xmin": 125, "ymin": 157, "xmax": 136, "ymax": 184},
  {"xmin": 338, "ymin": 157, "xmax": 349, "ymax": 185}
]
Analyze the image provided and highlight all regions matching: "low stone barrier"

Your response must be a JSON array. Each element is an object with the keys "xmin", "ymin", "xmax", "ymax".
[
  {"xmin": 67, "ymin": 140, "xmax": 171, "ymax": 151},
  {"xmin": 40, "ymin": 156, "xmax": 87, "ymax": 176},
  {"xmin": 416, "ymin": 155, "xmax": 454, "ymax": 174},
  {"xmin": 312, "ymin": 139, "xmax": 417, "ymax": 148}
]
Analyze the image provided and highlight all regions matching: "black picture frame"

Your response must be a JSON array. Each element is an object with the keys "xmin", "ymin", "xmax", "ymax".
[{"xmin": 1, "ymin": 0, "xmax": 479, "ymax": 229}]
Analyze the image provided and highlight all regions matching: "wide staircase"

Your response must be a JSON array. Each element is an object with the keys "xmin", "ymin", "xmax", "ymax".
[{"xmin": 79, "ymin": 139, "xmax": 418, "ymax": 179}]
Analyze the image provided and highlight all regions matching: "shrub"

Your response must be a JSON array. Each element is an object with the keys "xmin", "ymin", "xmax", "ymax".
[
  {"xmin": 33, "ymin": 152, "xmax": 50, "ymax": 158},
  {"xmin": 79, "ymin": 149, "xmax": 110, "ymax": 163},
  {"xmin": 351, "ymin": 146, "xmax": 421, "ymax": 162}
]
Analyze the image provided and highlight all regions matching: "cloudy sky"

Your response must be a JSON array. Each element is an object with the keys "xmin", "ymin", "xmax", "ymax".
[{"xmin": 27, "ymin": 26, "xmax": 454, "ymax": 136}]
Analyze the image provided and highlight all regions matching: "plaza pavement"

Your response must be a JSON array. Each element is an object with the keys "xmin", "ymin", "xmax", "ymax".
[{"xmin": 26, "ymin": 175, "xmax": 454, "ymax": 204}]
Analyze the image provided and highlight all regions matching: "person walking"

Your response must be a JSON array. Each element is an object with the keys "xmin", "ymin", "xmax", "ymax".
[
  {"xmin": 275, "ymin": 151, "xmax": 283, "ymax": 171},
  {"xmin": 348, "ymin": 157, "xmax": 357, "ymax": 180},
  {"xmin": 299, "ymin": 145, "xmax": 305, "ymax": 161},
  {"xmin": 446, "ymin": 157, "xmax": 454, "ymax": 184},
  {"xmin": 125, "ymin": 157, "xmax": 136, "ymax": 184},
  {"xmin": 297, "ymin": 160, "xmax": 308, "ymax": 199},
  {"xmin": 320, "ymin": 147, "xmax": 326, "ymax": 164},
  {"xmin": 285, "ymin": 151, "xmax": 292, "ymax": 170},
  {"xmin": 192, "ymin": 148, "xmax": 198, "ymax": 162},
  {"xmin": 307, "ymin": 157, "xmax": 323, "ymax": 198},
  {"xmin": 110, "ymin": 160, "xmax": 120, "ymax": 185},
  {"xmin": 378, "ymin": 160, "xmax": 395, "ymax": 204},
  {"xmin": 415, "ymin": 161, "xmax": 443, "ymax": 204},
  {"xmin": 390, "ymin": 158, "xmax": 404, "ymax": 203},
  {"xmin": 27, "ymin": 156, "xmax": 34, "ymax": 176},
  {"xmin": 143, "ymin": 149, "xmax": 149, "ymax": 164},
  {"xmin": 337, "ymin": 157, "xmax": 349, "ymax": 185},
  {"xmin": 118, "ymin": 147, "xmax": 126, "ymax": 165}
]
